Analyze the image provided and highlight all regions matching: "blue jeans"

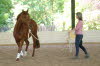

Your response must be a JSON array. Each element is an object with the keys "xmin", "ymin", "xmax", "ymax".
[{"xmin": 75, "ymin": 35, "xmax": 88, "ymax": 56}]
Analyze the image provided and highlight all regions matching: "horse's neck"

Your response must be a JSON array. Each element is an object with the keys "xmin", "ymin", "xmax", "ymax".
[{"xmin": 15, "ymin": 20, "xmax": 29, "ymax": 32}]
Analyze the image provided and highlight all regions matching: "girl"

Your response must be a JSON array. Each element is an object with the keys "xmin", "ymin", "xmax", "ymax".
[{"xmin": 72, "ymin": 12, "xmax": 89, "ymax": 59}]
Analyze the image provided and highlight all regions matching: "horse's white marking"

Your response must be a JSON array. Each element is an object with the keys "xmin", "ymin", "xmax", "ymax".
[
  {"xmin": 20, "ymin": 50, "xmax": 23, "ymax": 56},
  {"xmin": 16, "ymin": 53, "xmax": 21, "ymax": 59},
  {"xmin": 24, "ymin": 51, "xmax": 27, "ymax": 56}
]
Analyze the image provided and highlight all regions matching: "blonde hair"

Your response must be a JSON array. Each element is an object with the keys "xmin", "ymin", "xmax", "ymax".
[{"xmin": 76, "ymin": 12, "xmax": 83, "ymax": 20}]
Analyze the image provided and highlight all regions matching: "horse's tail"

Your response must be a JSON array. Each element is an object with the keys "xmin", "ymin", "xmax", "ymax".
[{"xmin": 36, "ymin": 39, "xmax": 40, "ymax": 48}]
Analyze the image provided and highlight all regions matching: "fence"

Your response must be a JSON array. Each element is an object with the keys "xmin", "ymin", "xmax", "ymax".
[{"xmin": 0, "ymin": 30, "xmax": 100, "ymax": 45}]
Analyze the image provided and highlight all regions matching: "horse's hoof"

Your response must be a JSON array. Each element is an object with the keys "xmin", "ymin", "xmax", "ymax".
[
  {"xmin": 20, "ymin": 55, "xmax": 23, "ymax": 58},
  {"xmin": 35, "ymin": 46, "xmax": 40, "ymax": 49},
  {"xmin": 16, "ymin": 58, "xmax": 19, "ymax": 61}
]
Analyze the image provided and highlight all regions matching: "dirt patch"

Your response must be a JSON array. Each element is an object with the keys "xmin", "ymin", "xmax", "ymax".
[{"xmin": 0, "ymin": 44, "xmax": 100, "ymax": 66}]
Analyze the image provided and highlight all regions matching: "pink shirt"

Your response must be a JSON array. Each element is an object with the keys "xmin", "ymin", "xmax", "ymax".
[{"xmin": 75, "ymin": 20, "xmax": 83, "ymax": 35}]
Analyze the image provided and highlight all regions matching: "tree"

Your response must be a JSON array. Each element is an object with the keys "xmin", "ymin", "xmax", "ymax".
[
  {"xmin": 13, "ymin": 0, "xmax": 64, "ymax": 26},
  {"xmin": 0, "ymin": 0, "xmax": 13, "ymax": 31}
]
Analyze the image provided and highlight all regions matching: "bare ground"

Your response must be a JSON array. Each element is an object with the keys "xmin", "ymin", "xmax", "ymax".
[{"xmin": 0, "ymin": 44, "xmax": 100, "ymax": 66}]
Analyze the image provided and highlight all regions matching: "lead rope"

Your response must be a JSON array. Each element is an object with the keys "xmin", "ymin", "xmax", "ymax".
[{"xmin": 29, "ymin": 29, "xmax": 39, "ymax": 40}]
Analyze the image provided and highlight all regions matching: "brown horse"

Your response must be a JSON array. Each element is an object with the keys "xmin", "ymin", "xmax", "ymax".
[{"xmin": 13, "ymin": 10, "xmax": 40, "ymax": 61}]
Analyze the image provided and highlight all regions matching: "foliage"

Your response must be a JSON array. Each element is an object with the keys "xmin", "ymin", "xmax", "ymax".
[
  {"xmin": 13, "ymin": 0, "xmax": 64, "ymax": 26},
  {"xmin": 0, "ymin": 0, "xmax": 100, "ymax": 32},
  {"xmin": 0, "ymin": 0, "xmax": 13, "ymax": 29}
]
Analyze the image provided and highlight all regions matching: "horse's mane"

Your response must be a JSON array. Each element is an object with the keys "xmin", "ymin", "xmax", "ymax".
[{"xmin": 17, "ymin": 13, "xmax": 21, "ymax": 21}]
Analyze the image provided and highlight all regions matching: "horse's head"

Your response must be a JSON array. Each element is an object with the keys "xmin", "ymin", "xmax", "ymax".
[{"xmin": 17, "ymin": 9, "xmax": 30, "ymax": 23}]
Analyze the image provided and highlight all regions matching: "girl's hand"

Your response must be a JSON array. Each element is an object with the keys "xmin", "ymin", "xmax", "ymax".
[
  {"xmin": 72, "ymin": 28, "xmax": 75, "ymax": 30},
  {"xmin": 69, "ymin": 28, "xmax": 75, "ymax": 32},
  {"xmin": 68, "ymin": 28, "xmax": 75, "ymax": 34}
]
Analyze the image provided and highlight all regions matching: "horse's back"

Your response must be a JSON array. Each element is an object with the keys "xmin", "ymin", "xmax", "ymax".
[{"xmin": 29, "ymin": 19, "xmax": 38, "ymax": 32}]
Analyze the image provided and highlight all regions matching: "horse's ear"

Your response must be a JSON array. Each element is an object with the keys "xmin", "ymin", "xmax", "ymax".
[{"xmin": 22, "ymin": 9, "xmax": 24, "ymax": 12}]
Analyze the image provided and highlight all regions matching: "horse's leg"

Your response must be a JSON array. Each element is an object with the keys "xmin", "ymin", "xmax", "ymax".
[
  {"xmin": 24, "ymin": 39, "xmax": 29, "ymax": 56},
  {"xmin": 16, "ymin": 40, "xmax": 24, "ymax": 61},
  {"xmin": 16, "ymin": 42, "xmax": 20, "ymax": 61},
  {"xmin": 32, "ymin": 47, "xmax": 35, "ymax": 57},
  {"xmin": 32, "ymin": 35, "xmax": 36, "ymax": 57}
]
